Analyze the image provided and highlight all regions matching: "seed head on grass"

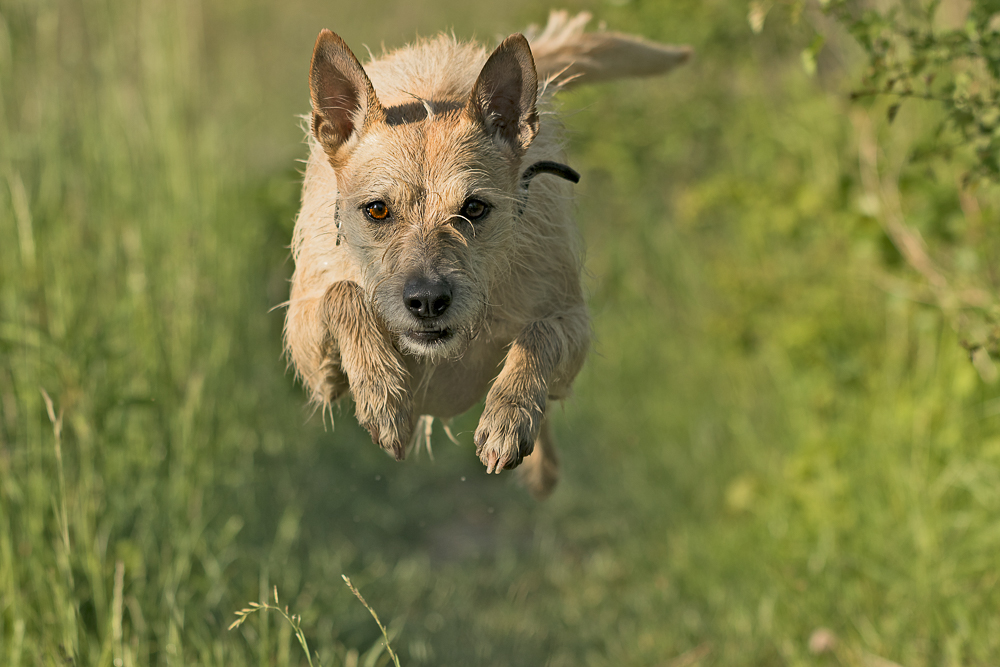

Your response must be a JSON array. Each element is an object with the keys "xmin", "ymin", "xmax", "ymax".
[
  {"xmin": 229, "ymin": 580, "xmax": 402, "ymax": 667},
  {"xmin": 342, "ymin": 575, "xmax": 402, "ymax": 667},
  {"xmin": 229, "ymin": 586, "xmax": 320, "ymax": 667}
]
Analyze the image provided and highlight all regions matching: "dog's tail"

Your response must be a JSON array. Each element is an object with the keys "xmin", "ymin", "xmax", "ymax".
[{"xmin": 525, "ymin": 10, "xmax": 691, "ymax": 91}]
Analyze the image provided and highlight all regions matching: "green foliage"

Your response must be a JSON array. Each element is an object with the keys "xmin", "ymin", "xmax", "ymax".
[
  {"xmin": 760, "ymin": 1, "xmax": 1000, "ymax": 371},
  {"xmin": 768, "ymin": 0, "xmax": 1000, "ymax": 368},
  {"xmin": 834, "ymin": 0, "xmax": 1000, "ymax": 182},
  {"xmin": 827, "ymin": 0, "xmax": 1000, "ymax": 366},
  {"xmin": 2, "ymin": 0, "xmax": 1000, "ymax": 665}
]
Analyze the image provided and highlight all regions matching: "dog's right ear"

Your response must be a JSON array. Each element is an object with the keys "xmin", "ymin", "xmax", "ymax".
[{"xmin": 310, "ymin": 30, "xmax": 385, "ymax": 166}]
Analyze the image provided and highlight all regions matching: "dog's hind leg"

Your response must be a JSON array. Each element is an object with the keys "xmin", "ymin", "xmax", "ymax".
[{"xmin": 517, "ymin": 414, "xmax": 560, "ymax": 500}]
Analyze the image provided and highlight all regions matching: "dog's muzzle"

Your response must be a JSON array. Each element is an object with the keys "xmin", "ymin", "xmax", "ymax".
[{"xmin": 400, "ymin": 274, "xmax": 456, "ymax": 348}]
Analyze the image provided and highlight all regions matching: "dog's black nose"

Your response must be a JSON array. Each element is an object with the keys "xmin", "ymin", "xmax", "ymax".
[{"xmin": 403, "ymin": 276, "xmax": 452, "ymax": 319}]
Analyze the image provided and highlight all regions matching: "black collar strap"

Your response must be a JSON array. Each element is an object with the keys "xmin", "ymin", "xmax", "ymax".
[
  {"xmin": 517, "ymin": 161, "xmax": 580, "ymax": 215},
  {"xmin": 521, "ymin": 161, "xmax": 581, "ymax": 186}
]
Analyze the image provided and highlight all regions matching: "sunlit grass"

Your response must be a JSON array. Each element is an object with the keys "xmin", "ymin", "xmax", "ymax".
[{"xmin": 2, "ymin": 0, "xmax": 999, "ymax": 665}]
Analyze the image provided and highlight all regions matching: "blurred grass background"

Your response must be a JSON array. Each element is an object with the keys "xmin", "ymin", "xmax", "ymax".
[{"xmin": 3, "ymin": 0, "xmax": 1000, "ymax": 665}]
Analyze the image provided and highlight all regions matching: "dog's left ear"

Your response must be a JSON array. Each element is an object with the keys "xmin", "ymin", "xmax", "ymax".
[{"xmin": 466, "ymin": 34, "xmax": 539, "ymax": 157}]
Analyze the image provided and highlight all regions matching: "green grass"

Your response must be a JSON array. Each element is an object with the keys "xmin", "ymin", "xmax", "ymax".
[{"xmin": 3, "ymin": 0, "xmax": 1000, "ymax": 665}]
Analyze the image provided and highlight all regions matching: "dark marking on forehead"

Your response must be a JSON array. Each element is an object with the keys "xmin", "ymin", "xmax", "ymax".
[{"xmin": 384, "ymin": 100, "xmax": 464, "ymax": 126}]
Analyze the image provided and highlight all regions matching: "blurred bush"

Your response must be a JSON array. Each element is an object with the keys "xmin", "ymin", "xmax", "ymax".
[{"xmin": 2, "ymin": 0, "xmax": 1000, "ymax": 665}]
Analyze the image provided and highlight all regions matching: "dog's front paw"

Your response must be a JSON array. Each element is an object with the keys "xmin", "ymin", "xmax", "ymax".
[
  {"xmin": 352, "ymin": 380, "xmax": 413, "ymax": 461},
  {"xmin": 474, "ymin": 388, "xmax": 545, "ymax": 474}
]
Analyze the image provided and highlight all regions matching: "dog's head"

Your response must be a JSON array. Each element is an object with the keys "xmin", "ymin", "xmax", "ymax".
[{"xmin": 309, "ymin": 31, "xmax": 539, "ymax": 360}]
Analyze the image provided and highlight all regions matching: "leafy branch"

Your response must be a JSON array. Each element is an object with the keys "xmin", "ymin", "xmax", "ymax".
[
  {"xmin": 826, "ymin": 0, "xmax": 1000, "ymax": 183},
  {"xmin": 752, "ymin": 0, "xmax": 1000, "ymax": 376}
]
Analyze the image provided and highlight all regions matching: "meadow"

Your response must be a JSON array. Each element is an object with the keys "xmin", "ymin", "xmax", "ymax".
[{"xmin": 2, "ymin": 0, "xmax": 1000, "ymax": 665}]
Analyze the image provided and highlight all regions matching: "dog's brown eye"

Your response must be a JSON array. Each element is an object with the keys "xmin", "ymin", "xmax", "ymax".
[
  {"xmin": 461, "ymin": 198, "xmax": 490, "ymax": 221},
  {"xmin": 364, "ymin": 201, "xmax": 390, "ymax": 221}
]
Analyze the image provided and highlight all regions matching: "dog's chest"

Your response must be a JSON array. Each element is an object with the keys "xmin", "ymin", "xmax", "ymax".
[{"xmin": 404, "ymin": 338, "xmax": 508, "ymax": 419}]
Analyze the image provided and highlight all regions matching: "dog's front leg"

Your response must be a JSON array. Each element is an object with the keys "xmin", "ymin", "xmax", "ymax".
[
  {"xmin": 475, "ymin": 311, "xmax": 589, "ymax": 473},
  {"xmin": 323, "ymin": 281, "xmax": 414, "ymax": 460}
]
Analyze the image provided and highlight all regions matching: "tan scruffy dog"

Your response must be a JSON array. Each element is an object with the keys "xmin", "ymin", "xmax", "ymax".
[{"xmin": 284, "ymin": 11, "xmax": 689, "ymax": 498}]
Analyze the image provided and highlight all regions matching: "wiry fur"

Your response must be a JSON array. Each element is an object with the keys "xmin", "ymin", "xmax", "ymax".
[{"xmin": 284, "ymin": 11, "xmax": 689, "ymax": 498}]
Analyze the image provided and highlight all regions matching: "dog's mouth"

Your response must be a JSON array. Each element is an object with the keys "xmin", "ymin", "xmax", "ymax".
[
  {"xmin": 403, "ymin": 327, "xmax": 453, "ymax": 345},
  {"xmin": 395, "ymin": 320, "xmax": 474, "ymax": 359}
]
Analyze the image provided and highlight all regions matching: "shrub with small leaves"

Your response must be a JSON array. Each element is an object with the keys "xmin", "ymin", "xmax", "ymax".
[{"xmin": 757, "ymin": 0, "xmax": 1000, "ymax": 375}]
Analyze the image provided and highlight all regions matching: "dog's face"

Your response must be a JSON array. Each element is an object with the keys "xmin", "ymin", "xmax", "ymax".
[
  {"xmin": 335, "ymin": 114, "xmax": 518, "ymax": 360},
  {"xmin": 310, "ymin": 31, "xmax": 538, "ymax": 360}
]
